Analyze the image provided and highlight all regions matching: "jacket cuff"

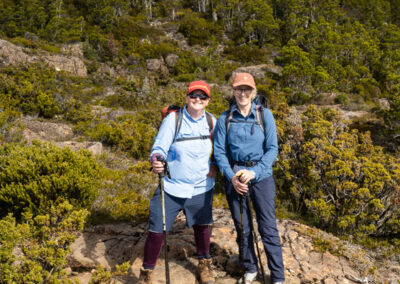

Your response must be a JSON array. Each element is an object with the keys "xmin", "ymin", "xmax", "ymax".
[{"xmin": 151, "ymin": 153, "xmax": 165, "ymax": 162}]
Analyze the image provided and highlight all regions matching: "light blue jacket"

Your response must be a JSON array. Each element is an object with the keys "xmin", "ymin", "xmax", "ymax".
[{"xmin": 150, "ymin": 106, "xmax": 216, "ymax": 198}]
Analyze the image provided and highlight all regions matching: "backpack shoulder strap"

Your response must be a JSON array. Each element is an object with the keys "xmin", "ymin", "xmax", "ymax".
[
  {"xmin": 255, "ymin": 105, "xmax": 265, "ymax": 133},
  {"xmin": 173, "ymin": 108, "xmax": 183, "ymax": 143},
  {"xmin": 224, "ymin": 107, "xmax": 234, "ymax": 163},
  {"xmin": 205, "ymin": 112, "xmax": 213, "ymax": 135},
  {"xmin": 225, "ymin": 108, "xmax": 234, "ymax": 134}
]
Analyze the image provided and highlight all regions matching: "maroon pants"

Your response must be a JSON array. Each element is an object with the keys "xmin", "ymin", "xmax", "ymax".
[{"xmin": 142, "ymin": 224, "xmax": 210, "ymax": 269}]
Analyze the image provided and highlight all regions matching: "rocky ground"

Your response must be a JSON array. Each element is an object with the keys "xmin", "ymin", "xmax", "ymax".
[{"xmin": 67, "ymin": 209, "xmax": 399, "ymax": 284}]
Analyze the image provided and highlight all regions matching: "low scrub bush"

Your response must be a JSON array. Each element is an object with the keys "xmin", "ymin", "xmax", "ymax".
[
  {"xmin": 78, "ymin": 114, "xmax": 156, "ymax": 160},
  {"xmin": 276, "ymin": 105, "xmax": 400, "ymax": 237},
  {"xmin": 0, "ymin": 65, "xmax": 94, "ymax": 120},
  {"xmin": 0, "ymin": 201, "xmax": 89, "ymax": 283},
  {"xmin": 0, "ymin": 142, "xmax": 101, "ymax": 218},
  {"xmin": 91, "ymin": 161, "xmax": 156, "ymax": 224},
  {"xmin": 178, "ymin": 12, "xmax": 221, "ymax": 46},
  {"xmin": 223, "ymin": 43, "xmax": 271, "ymax": 63}
]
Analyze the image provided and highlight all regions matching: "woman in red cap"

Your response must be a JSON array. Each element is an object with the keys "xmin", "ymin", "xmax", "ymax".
[
  {"xmin": 213, "ymin": 73, "xmax": 285, "ymax": 284},
  {"xmin": 138, "ymin": 81, "xmax": 217, "ymax": 284}
]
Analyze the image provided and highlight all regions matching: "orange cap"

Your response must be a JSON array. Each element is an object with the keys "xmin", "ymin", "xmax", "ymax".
[
  {"xmin": 187, "ymin": 81, "xmax": 210, "ymax": 97},
  {"xmin": 232, "ymin": 73, "xmax": 256, "ymax": 89}
]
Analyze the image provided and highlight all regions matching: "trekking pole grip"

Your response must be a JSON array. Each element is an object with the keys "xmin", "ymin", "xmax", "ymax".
[{"xmin": 156, "ymin": 156, "xmax": 167, "ymax": 178}]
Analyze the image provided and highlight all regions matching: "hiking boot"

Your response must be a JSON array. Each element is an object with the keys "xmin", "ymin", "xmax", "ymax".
[
  {"xmin": 197, "ymin": 258, "xmax": 215, "ymax": 284},
  {"xmin": 237, "ymin": 271, "xmax": 258, "ymax": 284},
  {"xmin": 138, "ymin": 267, "xmax": 153, "ymax": 284}
]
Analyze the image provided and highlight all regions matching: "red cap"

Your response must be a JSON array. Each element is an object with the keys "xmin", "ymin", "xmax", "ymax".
[
  {"xmin": 187, "ymin": 81, "xmax": 210, "ymax": 97},
  {"xmin": 232, "ymin": 73, "xmax": 256, "ymax": 89}
]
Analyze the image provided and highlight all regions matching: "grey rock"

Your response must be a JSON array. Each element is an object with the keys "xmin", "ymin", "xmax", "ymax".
[
  {"xmin": 0, "ymin": 39, "xmax": 87, "ymax": 76},
  {"xmin": 60, "ymin": 42, "xmax": 84, "ymax": 59},
  {"xmin": 43, "ymin": 54, "xmax": 87, "ymax": 76},
  {"xmin": 0, "ymin": 39, "xmax": 29, "ymax": 65},
  {"xmin": 23, "ymin": 119, "xmax": 74, "ymax": 142},
  {"xmin": 377, "ymin": 98, "xmax": 390, "ymax": 110},
  {"xmin": 165, "ymin": 54, "xmax": 179, "ymax": 67},
  {"xmin": 56, "ymin": 141, "xmax": 103, "ymax": 156},
  {"xmin": 146, "ymin": 58, "xmax": 163, "ymax": 71},
  {"xmin": 232, "ymin": 64, "xmax": 282, "ymax": 80}
]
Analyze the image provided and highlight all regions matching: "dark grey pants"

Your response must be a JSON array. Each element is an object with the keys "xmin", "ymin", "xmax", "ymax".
[{"xmin": 225, "ymin": 175, "xmax": 285, "ymax": 282}]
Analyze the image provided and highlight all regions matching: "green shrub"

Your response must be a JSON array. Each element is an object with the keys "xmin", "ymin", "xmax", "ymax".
[
  {"xmin": 178, "ymin": 12, "xmax": 221, "ymax": 46},
  {"xmin": 9, "ymin": 37, "xmax": 61, "ymax": 53},
  {"xmin": 335, "ymin": 93, "xmax": 350, "ymax": 106},
  {"xmin": 0, "ymin": 202, "xmax": 89, "ymax": 283},
  {"xmin": 172, "ymin": 50, "xmax": 197, "ymax": 76},
  {"xmin": 0, "ymin": 142, "xmax": 101, "ymax": 218},
  {"xmin": 80, "ymin": 114, "xmax": 156, "ymax": 159},
  {"xmin": 0, "ymin": 109, "xmax": 22, "ymax": 143},
  {"xmin": 0, "ymin": 65, "xmax": 93, "ymax": 120},
  {"xmin": 223, "ymin": 44, "xmax": 271, "ymax": 63},
  {"xmin": 100, "ymin": 92, "xmax": 138, "ymax": 110},
  {"xmin": 275, "ymin": 105, "xmax": 400, "ymax": 237},
  {"xmin": 175, "ymin": 73, "xmax": 197, "ymax": 82},
  {"xmin": 89, "ymin": 262, "xmax": 130, "ymax": 284},
  {"xmin": 136, "ymin": 40, "xmax": 177, "ymax": 60},
  {"xmin": 289, "ymin": 91, "xmax": 312, "ymax": 105},
  {"xmin": 90, "ymin": 161, "xmax": 156, "ymax": 224}
]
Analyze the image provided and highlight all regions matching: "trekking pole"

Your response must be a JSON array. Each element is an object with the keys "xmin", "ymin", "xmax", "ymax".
[
  {"xmin": 156, "ymin": 156, "xmax": 170, "ymax": 284},
  {"xmin": 245, "ymin": 190, "xmax": 266, "ymax": 284},
  {"xmin": 239, "ymin": 194, "xmax": 244, "ymax": 269}
]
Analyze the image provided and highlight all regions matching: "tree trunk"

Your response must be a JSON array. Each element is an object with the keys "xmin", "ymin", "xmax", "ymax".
[
  {"xmin": 144, "ymin": 0, "xmax": 152, "ymax": 21},
  {"xmin": 56, "ymin": 0, "xmax": 63, "ymax": 19}
]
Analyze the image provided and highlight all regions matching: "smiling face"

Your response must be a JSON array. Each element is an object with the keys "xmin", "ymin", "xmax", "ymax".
[
  {"xmin": 186, "ymin": 90, "xmax": 210, "ymax": 113},
  {"xmin": 233, "ymin": 85, "xmax": 253, "ymax": 109}
]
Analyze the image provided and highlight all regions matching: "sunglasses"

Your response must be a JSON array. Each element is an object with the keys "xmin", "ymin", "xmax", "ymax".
[{"xmin": 188, "ymin": 93, "xmax": 209, "ymax": 100}]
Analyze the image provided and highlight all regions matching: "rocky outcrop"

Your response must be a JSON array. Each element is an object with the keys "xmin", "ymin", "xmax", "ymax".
[
  {"xmin": 60, "ymin": 42, "xmax": 84, "ymax": 59},
  {"xmin": 23, "ymin": 119, "xmax": 74, "ymax": 142},
  {"xmin": 233, "ymin": 64, "xmax": 283, "ymax": 79},
  {"xmin": 43, "ymin": 54, "xmax": 87, "ymax": 76},
  {"xmin": 67, "ymin": 209, "xmax": 399, "ymax": 284},
  {"xmin": 55, "ymin": 141, "xmax": 103, "ymax": 156},
  {"xmin": 21, "ymin": 119, "xmax": 103, "ymax": 155},
  {"xmin": 0, "ymin": 39, "xmax": 30, "ymax": 65},
  {"xmin": 146, "ymin": 58, "xmax": 169, "ymax": 79},
  {"xmin": 292, "ymin": 105, "xmax": 372, "ymax": 122},
  {"xmin": 0, "ymin": 39, "xmax": 87, "ymax": 76}
]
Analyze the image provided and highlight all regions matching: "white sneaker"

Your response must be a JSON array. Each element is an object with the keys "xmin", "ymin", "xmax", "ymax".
[
  {"xmin": 237, "ymin": 271, "xmax": 258, "ymax": 284},
  {"xmin": 273, "ymin": 282, "xmax": 284, "ymax": 284}
]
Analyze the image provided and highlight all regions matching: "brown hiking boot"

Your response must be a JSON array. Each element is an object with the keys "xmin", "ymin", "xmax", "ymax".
[
  {"xmin": 197, "ymin": 258, "xmax": 216, "ymax": 284},
  {"xmin": 138, "ymin": 267, "xmax": 153, "ymax": 284}
]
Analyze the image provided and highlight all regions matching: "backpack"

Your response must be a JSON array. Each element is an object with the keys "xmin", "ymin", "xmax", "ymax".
[
  {"xmin": 225, "ymin": 95, "xmax": 268, "ymax": 134},
  {"xmin": 161, "ymin": 105, "xmax": 214, "ymax": 143},
  {"xmin": 224, "ymin": 95, "xmax": 268, "ymax": 163}
]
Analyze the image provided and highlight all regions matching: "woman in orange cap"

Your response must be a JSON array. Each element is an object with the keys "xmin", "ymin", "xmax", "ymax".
[{"xmin": 213, "ymin": 73, "xmax": 285, "ymax": 284}]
